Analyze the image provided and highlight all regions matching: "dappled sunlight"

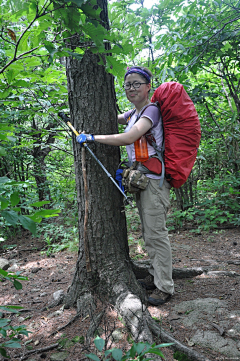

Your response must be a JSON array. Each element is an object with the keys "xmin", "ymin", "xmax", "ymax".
[
  {"xmin": 0, "ymin": 292, "xmax": 18, "ymax": 306},
  {"xmin": 148, "ymin": 306, "xmax": 169, "ymax": 320},
  {"xmin": 230, "ymin": 251, "xmax": 240, "ymax": 258},
  {"xmin": 17, "ymin": 307, "xmax": 75, "ymax": 341},
  {"xmin": 137, "ymin": 244, "xmax": 144, "ymax": 254},
  {"xmin": 21, "ymin": 257, "xmax": 62, "ymax": 271},
  {"xmin": 229, "ymin": 313, "xmax": 240, "ymax": 322}
]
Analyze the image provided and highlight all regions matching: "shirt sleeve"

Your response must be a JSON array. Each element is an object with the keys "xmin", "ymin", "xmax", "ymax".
[{"xmin": 141, "ymin": 105, "xmax": 160, "ymax": 127}]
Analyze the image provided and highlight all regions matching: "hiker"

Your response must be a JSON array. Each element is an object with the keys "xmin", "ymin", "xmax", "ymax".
[{"xmin": 76, "ymin": 66, "xmax": 174, "ymax": 306}]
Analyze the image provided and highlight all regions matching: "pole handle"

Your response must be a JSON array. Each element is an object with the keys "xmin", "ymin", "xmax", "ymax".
[
  {"xmin": 58, "ymin": 112, "xmax": 79, "ymax": 136},
  {"xmin": 58, "ymin": 112, "xmax": 132, "ymax": 205}
]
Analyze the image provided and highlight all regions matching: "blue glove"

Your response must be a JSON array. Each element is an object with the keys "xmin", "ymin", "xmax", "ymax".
[
  {"xmin": 115, "ymin": 169, "xmax": 124, "ymax": 192},
  {"xmin": 76, "ymin": 133, "xmax": 95, "ymax": 146}
]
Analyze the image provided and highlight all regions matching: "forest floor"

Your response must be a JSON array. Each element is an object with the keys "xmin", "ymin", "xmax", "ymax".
[{"xmin": 0, "ymin": 220, "xmax": 240, "ymax": 361}]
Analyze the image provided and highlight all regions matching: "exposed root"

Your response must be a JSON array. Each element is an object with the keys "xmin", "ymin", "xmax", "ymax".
[
  {"xmin": 114, "ymin": 288, "xmax": 153, "ymax": 344},
  {"xmin": 50, "ymin": 312, "xmax": 83, "ymax": 336},
  {"xmin": 77, "ymin": 292, "xmax": 96, "ymax": 318},
  {"xmin": 132, "ymin": 260, "xmax": 205, "ymax": 280},
  {"xmin": 148, "ymin": 316, "xmax": 212, "ymax": 361},
  {"xmin": 86, "ymin": 310, "xmax": 105, "ymax": 342},
  {"xmin": 17, "ymin": 343, "xmax": 59, "ymax": 360},
  {"xmin": 41, "ymin": 292, "xmax": 65, "ymax": 312}
]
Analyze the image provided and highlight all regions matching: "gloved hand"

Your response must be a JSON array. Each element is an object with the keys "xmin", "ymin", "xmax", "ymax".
[{"xmin": 76, "ymin": 133, "xmax": 95, "ymax": 146}]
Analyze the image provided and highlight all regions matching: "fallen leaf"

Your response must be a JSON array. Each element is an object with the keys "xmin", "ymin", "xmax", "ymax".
[{"xmin": 7, "ymin": 28, "xmax": 16, "ymax": 42}]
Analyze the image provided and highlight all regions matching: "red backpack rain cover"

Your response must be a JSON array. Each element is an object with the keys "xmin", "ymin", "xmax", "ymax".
[{"xmin": 151, "ymin": 82, "xmax": 201, "ymax": 188}]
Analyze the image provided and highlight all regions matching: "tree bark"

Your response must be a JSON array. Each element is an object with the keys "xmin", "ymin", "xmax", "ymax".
[{"xmin": 64, "ymin": 48, "xmax": 154, "ymax": 342}]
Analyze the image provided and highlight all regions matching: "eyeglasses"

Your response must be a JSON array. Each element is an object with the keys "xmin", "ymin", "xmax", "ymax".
[{"xmin": 123, "ymin": 81, "xmax": 148, "ymax": 90}]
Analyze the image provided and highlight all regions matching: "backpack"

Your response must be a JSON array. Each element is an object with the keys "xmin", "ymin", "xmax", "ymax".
[{"xmin": 148, "ymin": 81, "xmax": 201, "ymax": 189}]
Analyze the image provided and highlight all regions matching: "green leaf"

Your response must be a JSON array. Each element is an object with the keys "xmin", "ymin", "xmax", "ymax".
[
  {"xmin": 1, "ymin": 210, "xmax": 19, "ymax": 225},
  {"xmin": 0, "ymin": 347, "xmax": 8, "ymax": 357},
  {"xmin": 105, "ymin": 56, "xmax": 125, "ymax": 78},
  {"xmin": 32, "ymin": 209, "xmax": 61, "ymax": 218},
  {"xmin": 81, "ymin": 3, "xmax": 101, "ymax": 19},
  {"xmin": 231, "ymin": 111, "xmax": 237, "ymax": 123},
  {"xmin": 129, "ymin": 343, "xmax": 137, "ymax": 358},
  {"xmin": 0, "ymin": 134, "xmax": 8, "ymax": 141},
  {"xmin": 85, "ymin": 353, "xmax": 100, "ymax": 361},
  {"xmin": 135, "ymin": 343, "xmax": 147, "ymax": 355},
  {"xmin": 167, "ymin": 68, "xmax": 175, "ymax": 78},
  {"xmin": 104, "ymin": 350, "xmax": 113, "ymax": 357},
  {"xmin": 0, "ymin": 319, "xmax": 10, "ymax": 327},
  {"xmin": 10, "ymin": 192, "xmax": 20, "ymax": 207},
  {"xmin": 0, "ymin": 177, "xmax": 10, "ymax": 184},
  {"xmin": 64, "ymin": 50, "xmax": 83, "ymax": 61},
  {"xmin": 71, "ymin": 0, "xmax": 85, "ymax": 6},
  {"xmin": 0, "ymin": 146, "xmax": 6, "ymax": 156},
  {"xmin": 112, "ymin": 348, "xmax": 123, "ymax": 361},
  {"xmin": 155, "ymin": 343, "xmax": 175, "ymax": 348},
  {"xmin": 147, "ymin": 349, "xmax": 165, "ymax": 357},
  {"xmin": 0, "ymin": 269, "xmax": 8, "ymax": 277},
  {"xmin": 0, "ymin": 328, "xmax": 7, "ymax": 337},
  {"xmin": 94, "ymin": 336, "xmax": 104, "ymax": 352},
  {"xmin": 0, "ymin": 306, "xmax": 23, "ymax": 313},
  {"xmin": 44, "ymin": 41, "xmax": 58, "ymax": 63},
  {"xmin": 18, "ymin": 215, "xmax": 36, "ymax": 235},
  {"xmin": 161, "ymin": 69, "xmax": 167, "ymax": 82},
  {"xmin": 0, "ymin": 196, "xmax": 9, "ymax": 210},
  {"xmin": 4, "ymin": 340, "xmax": 22, "ymax": 348},
  {"xmin": 13, "ymin": 279, "xmax": 22, "ymax": 290},
  {"xmin": 30, "ymin": 201, "xmax": 50, "ymax": 207}
]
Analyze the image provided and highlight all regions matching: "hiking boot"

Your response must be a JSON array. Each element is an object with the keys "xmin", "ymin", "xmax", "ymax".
[
  {"xmin": 138, "ymin": 274, "xmax": 155, "ymax": 290},
  {"xmin": 148, "ymin": 288, "xmax": 171, "ymax": 306}
]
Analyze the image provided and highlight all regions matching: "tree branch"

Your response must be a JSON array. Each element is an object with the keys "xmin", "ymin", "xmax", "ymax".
[{"xmin": 0, "ymin": 47, "xmax": 39, "ymax": 75}]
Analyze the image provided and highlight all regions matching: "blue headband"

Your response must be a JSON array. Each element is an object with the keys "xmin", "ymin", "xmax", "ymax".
[{"xmin": 124, "ymin": 68, "xmax": 151, "ymax": 83}]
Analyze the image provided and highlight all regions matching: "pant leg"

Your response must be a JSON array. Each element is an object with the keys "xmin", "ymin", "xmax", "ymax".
[{"xmin": 136, "ymin": 178, "xmax": 174, "ymax": 295}]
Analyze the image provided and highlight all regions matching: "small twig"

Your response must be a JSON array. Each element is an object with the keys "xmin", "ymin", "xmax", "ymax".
[
  {"xmin": 18, "ymin": 248, "xmax": 42, "ymax": 252},
  {"xmin": 212, "ymin": 323, "xmax": 225, "ymax": 336}
]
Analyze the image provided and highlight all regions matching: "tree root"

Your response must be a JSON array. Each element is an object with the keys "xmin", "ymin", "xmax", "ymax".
[
  {"xmin": 41, "ymin": 293, "xmax": 65, "ymax": 312},
  {"xmin": 114, "ymin": 288, "xmax": 153, "ymax": 344},
  {"xmin": 17, "ymin": 343, "xmax": 59, "ymax": 360},
  {"xmin": 50, "ymin": 312, "xmax": 83, "ymax": 336},
  {"xmin": 86, "ymin": 310, "xmax": 105, "ymax": 342},
  {"xmin": 132, "ymin": 260, "xmax": 205, "ymax": 280},
  {"xmin": 147, "ymin": 317, "xmax": 212, "ymax": 361}
]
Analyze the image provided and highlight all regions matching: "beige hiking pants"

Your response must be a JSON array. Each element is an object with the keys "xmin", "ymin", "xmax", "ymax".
[{"xmin": 136, "ymin": 178, "xmax": 174, "ymax": 295}]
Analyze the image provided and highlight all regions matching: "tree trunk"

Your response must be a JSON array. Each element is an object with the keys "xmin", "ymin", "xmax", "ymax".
[
  {"xmin": 33, "ymin": 157, "xmax": 52, "ymax": 203},
  {"xmin": 63, "ymin": 49, "xmax": 154, "ymax": 342}
]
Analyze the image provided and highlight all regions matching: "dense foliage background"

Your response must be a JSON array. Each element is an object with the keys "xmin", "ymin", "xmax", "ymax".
[{"xmin": 0, "ymin": 0, "xmax": 239, "ymax": 247}]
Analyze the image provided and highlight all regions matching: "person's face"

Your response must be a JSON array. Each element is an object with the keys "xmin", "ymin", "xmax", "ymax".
[{"xmin": 124, "ymin": 73, "xmax": 151, "ymax": 105}]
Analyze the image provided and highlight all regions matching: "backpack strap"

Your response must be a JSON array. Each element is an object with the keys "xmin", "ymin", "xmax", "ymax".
[
  {"xmin": 126, "ymin": 109, "xmax": 136, "ymax": 124},
  {"xmin": 140, "ymin": 103, "xmax": 165, "ymax": 188},
  {"xmin": 126, "ymin": 103, "xmax": 165, "ymax": 188}
]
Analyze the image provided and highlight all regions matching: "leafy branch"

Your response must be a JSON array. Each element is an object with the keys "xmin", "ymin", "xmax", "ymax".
[{"xmin": 0, "ymin": 0, "xmax": 66, "ymax": 75}]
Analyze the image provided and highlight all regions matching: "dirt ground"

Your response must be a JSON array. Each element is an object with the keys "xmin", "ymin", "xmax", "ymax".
[{"xmin": 0, "ymin": 225, "xmax": 240, "ymax": 361}]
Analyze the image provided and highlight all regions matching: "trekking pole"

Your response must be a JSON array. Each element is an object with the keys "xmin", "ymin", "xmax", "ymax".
[{"xmin": 58, "ymin": 112, "xmax": 132, "ymax": 206}]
